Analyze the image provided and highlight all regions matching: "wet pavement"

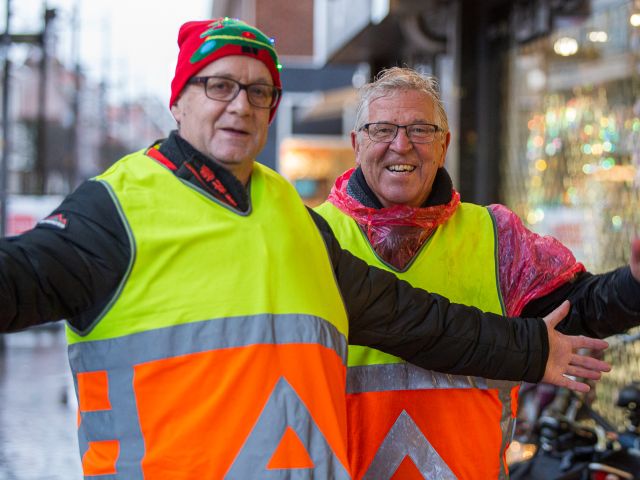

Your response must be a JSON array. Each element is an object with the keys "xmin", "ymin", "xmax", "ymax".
[{"xmin": 0, "ymin": 327, "xmax": 82, "ymax": 479}]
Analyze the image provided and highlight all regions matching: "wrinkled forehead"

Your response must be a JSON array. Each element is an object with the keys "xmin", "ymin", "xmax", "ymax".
[
  {"xmin": 366, "ymin": 90, "xmax": 436, "ymax": 121},
  {"xmin": 196, "ymin": 55, "xmax": 274, "ymax": 84}
]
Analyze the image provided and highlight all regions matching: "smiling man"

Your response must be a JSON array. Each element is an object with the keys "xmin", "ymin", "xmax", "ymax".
[
  {"xmin": 0, "ymin": 22, "xmax": 613, "ymax": 479},
  {"xmin": 315, "ymin": 67, "xmax": 640, "ymax": 479}
]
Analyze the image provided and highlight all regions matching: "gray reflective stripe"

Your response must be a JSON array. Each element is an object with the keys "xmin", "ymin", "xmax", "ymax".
[
  {"xmin": 70, "ymin": 314, "xmax": 347, "ymax": 478},
  {"xmin": 363, "ymin": 410, "xmax": 457, "ymax": 480},
  {"xmin": 350, "ymin": 362, "xmax": 519, "ymax": 478},
  {"xmin": 69, "ymin": 313, "xmax": 348, "ymax": 370},
  {"xmin": 498, "ymin": 386, "xmax": 516, "ymax": 480},
  {"xmin": 226, "ymin": 377, "xmax": 351, "ymax": 479},
  {"xmin": 347, "ymin": 362, "xmax": 515, "ymax": 393}
]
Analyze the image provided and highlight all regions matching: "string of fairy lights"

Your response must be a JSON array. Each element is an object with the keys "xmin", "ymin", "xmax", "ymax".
[{"xmin": 502, "ymin": 0, "xmax": 640, "ymax": 427}]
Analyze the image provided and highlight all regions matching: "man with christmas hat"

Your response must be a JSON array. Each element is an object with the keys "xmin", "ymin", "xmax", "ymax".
[
  {"xmin": 315, "ymin": 66, "xmax": 640, "ymax": 479},
  {"xmin": 0, "ymin": 20, "xmax": 610, "ymax": 478}
]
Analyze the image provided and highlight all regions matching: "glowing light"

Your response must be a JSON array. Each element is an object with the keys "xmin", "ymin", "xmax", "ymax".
[
  {"xmin": 535, "ymin": 159, "xmax": 548, "ymax": 171},
  {"xmin": 603, "ymin": 141, "xmax": 613, "ymax": 152},
  {"xmin": 591, "ymin": 143, "xmax": 603, "ymax": 155},
  {"xmin": 601, "ymin": 158, "xmax": 615, "ymax": 169},
  {"xmin": 582, "ymin": 144, "xmax": 592, "ymax": 155},
  {"xmin": 554, "ymin": 37, "xmax": 579, "ymax": 56},
  {"xmin": 526, "ymin": 209, "xmax": 545, "ymax": 225},
  {"xmin": 546, "ymin": 111, "xmax": 557, "ymax": 123},
  {"xmin": 545, "ymin": 144, "xmax": 556, "ymax": 155},
  {"xmin": 631, "ymin": 13, "xmax": 640, "ymax": 27},
  {"xmin": 533, "ymin": 136, "xmax": 544, "ymax": 148},
  {"xmin": 583, "ymin": 164, "xmax": 595, "ymax": 174},
  {"xmin": 612, "ymin": 215, "xmax": 623, "ymax": 229},
  {"xmin": 565, "ymin": 107, "xmax": 577, "ymax": 122},
  {"xmin": 584, "ymin": 125, "xmax": 594, "ymax": 135},
  {"xmin": 588, "ymin": 31, "xmax": 608, "ymax": 42}
]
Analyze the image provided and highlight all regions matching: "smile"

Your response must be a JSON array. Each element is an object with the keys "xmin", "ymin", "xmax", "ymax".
[{"xmin": 386, "ymin": 164, "xmax": 416, "ymax": 172}]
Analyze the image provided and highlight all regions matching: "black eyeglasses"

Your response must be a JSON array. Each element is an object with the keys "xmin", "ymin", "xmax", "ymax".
[
  {"xmin": 187, "ymin": 76, "xmax": 281, "ymax": 109},
  {"xmin": 360, "ymin": 122, "xmax": 441, "ymax": 144}
]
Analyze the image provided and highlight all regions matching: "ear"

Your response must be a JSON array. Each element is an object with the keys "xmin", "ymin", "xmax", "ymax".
[
  {"xmin": 437, "ymin": 131, "xmax": 451, "ymax": 168},
  {"xmin": 351, "ymin": 130, "xmax": 362, "ymax": 165},
  {"xmin": 170, "ymin": 101, "xmax": 183, "ymax": 124}
]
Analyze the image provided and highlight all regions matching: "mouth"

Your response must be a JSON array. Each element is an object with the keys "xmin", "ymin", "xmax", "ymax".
[
  {"xmin": 386, "ymin": 164, "xmax": 416, "ymax": 173},
  {"xmin": 220, "ymin": 127, "xmax": 250, "ymax": 136}
]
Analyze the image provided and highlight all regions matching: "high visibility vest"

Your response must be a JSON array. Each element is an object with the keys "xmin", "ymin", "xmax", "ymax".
[
  {"xmin": 66, "ymin": 150, "xmax": 351, "ymax": 479},
  {"xmin": 315, "ymin": 201, "xmax": 518, "ymax": 480}
]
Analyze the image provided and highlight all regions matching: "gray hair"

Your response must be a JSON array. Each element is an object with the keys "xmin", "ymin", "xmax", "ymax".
[{"xmin": 353, "ymin": 67, "xmax": 449, "ymax": 134}]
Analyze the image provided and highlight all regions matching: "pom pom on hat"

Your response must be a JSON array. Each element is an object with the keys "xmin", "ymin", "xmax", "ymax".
[{"xmin": 170, "ymin": 18, "xmax": 282, "ymax": 118}]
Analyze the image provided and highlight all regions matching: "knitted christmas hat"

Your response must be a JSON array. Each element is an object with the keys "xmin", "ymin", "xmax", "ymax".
[{"xmin": 170, "ymin": 18, "xmax": 282, "ymax": 120}]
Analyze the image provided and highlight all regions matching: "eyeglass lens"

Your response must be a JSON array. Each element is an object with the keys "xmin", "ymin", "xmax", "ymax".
[
  {"xmin": 366, "ymin": 123, "xmax": 438, "ymax": 143},
  {"xmin": 204, "ymin": 77, "xmax": 277, "ymax": 108}
]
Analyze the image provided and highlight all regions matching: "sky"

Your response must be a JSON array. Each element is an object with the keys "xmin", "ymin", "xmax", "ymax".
[{"xmin": 5, "ymin": 0, "xmax": 213, "ymax": 105}]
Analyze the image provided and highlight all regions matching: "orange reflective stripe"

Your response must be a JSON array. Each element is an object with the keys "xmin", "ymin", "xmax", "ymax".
[
  {"xmin": 391, "ymin": 457, "xmax": 426, "ymax": 480},
  {"xmin": 77, "ymin": 370, "xmax": 111, "ymax": 412},
  {"xmin": 348, "ymin": 389, "xmax": 503, "ymax": 479},
  {"xmin": 134, "ymin": 343, "xmax": 348, "ymax": 477},
  {"xmin": 267, "ymin": 426, "xmax": 315, "ymax": 469},
  {"xmin": 82, "ymin": 440, "xmax": 120, "ymax": 475}
]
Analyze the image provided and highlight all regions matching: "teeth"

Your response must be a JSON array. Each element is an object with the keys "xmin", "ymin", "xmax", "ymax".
[{"xmin": 387, "ymin": 165, "xmax": 415, "ymax": 172}]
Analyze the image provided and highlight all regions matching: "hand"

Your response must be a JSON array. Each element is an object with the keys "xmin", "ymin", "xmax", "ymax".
[
  {"xmin": 630, "ymin": 237, "xmax": 640, "ymax": 282},
  {"xmin": 541, "ymin": 300, "xmax": 610, "ymax": 393}
]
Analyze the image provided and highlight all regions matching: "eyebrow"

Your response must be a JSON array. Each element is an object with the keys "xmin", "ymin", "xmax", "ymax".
[{"xmin": 207, "ymin": 72, "xmax": 273, "ymax": 85}]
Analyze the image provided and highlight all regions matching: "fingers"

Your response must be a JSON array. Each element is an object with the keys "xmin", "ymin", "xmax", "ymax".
[
  {"xmin": 543, "ymin": 300, "xmax": 571, "ymax": 329},
  {"xmin": 565, "ymin": 365, "xmax": 602, "ymax": 380},
  {"xmin": 571, "ymin": 335, "xmax": 609, "ymax": 351},
  {"xmin": 559, "ymin": 376, "xmax": 591, "ymax": 394},
  {"xmin": 569, "ymin": 353, "xmax": 611, "ymax": 373}
]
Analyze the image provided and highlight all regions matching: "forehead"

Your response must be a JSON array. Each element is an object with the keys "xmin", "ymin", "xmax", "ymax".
[
  {"xmin": 367, "ymin": 90, "xmax": 435, "ymax": 122},
  {"xmin": 196, "ymin": 55, "xmax": 273, "ymax": 84}
]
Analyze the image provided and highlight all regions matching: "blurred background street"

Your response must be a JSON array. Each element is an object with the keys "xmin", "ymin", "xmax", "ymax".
[
  {"xmin": 0, "ymin": 0, "xmax": 640, "ymax": 477},
  {"xmin": 0, "ymin": 328, "xmax": 80, "ymax": 479}
]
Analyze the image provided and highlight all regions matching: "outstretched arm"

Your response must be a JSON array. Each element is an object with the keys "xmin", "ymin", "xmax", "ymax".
[{"xmin": 309, "ymin": 208, "xmax": 610, "ymax": 390}]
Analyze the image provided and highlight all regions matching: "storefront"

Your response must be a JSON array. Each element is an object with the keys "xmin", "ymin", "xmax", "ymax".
[{"xmin": 502, "ymin": 0, "xmax": 640, "ymax": 424}]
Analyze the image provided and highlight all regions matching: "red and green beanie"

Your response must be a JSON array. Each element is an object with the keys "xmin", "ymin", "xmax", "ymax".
[{"xmin": 170, "ymin": 18, "xmax": 282, "ymax": 117}]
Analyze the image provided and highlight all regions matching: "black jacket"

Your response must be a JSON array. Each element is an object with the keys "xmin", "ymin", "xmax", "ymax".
[{"xmin": 0, "ymin": 132, "xmax": 633, "ymax": 382}]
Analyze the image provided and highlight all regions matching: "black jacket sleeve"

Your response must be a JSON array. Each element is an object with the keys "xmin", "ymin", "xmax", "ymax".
[
  {"xmin": 0, "ymin": 180, "xmax": 130, "ymax": 332},
  {"xmin": 521, "ymin": 268, "xmax": 640, "ymax": 338},
  {"xmin": 308, "ymin": 208, "xmax": 550, "ymax": 383}
]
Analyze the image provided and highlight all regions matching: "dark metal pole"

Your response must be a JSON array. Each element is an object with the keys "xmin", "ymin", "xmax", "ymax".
[{"xmin": 1, "ymin": 0, "xmax": 12, "ymax": 236}]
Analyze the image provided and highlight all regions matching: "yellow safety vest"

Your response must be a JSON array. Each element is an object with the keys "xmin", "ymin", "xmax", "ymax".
[
  {"xmin": 315, "ymin": 200, "xmax": 517, "ymax": 480},
  {"xmin": 67, "ymin": 150, "xmax": 351, "ymax": 479}
]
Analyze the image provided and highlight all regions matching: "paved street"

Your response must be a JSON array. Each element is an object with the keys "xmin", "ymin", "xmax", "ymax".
[{"xmin": 0, "ymin": 328, "xmax": 81, "ymax": 479}]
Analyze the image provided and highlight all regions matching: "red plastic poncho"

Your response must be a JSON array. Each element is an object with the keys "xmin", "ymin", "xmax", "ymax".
[{"xmin": 327, "ymin": 168, "xmax": 585, "ymax": 315}]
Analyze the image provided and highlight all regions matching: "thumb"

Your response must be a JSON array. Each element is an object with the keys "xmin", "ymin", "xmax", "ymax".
[{"xmin": 543, "ymin": 300, "xmax": 571, "ymax": 330}]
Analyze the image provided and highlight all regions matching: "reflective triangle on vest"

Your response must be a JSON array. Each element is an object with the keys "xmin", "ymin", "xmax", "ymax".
[
  {"xmin": 363, "ymin": 410, "xmax": 457, "ymax": 480},
  {"xmin": 267, "ymin": 427, "xmax": 315, "ymax": 469},
  {"xmin": 227, "ymin": 377, "xmax": 350, "ymax": 479}
]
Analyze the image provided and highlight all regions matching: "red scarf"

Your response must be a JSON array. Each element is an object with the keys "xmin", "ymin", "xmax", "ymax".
[{"xmin": 327, "ymin": 168, "xmax": 460, "ymax": 269}]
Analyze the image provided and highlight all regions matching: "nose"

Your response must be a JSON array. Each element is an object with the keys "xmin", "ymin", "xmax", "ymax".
[
  {"xmin": 226, "ymin": 88, "xmax": 252, "ymax": 114},
  {"xmin": 389, "ymin": 126, "xmax": 413, "ymax": 153}
]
